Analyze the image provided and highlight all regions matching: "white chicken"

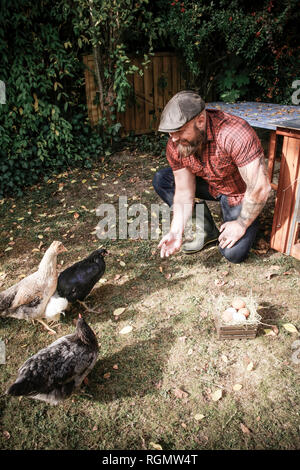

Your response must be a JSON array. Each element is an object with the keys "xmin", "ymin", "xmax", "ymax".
[{"xmin": 0, "ymin": 241, "xmax": 67, "ymax": 333}]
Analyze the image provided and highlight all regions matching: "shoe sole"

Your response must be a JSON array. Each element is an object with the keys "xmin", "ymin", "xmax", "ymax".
[{"xmin": 181, "ymin": 237, "xmax": 219, "ymax": 254}]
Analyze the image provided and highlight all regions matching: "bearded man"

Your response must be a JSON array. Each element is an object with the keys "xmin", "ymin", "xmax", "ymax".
[{"xmin": 153, "ymin": 90, "xmax": 271, "ymax": 263}]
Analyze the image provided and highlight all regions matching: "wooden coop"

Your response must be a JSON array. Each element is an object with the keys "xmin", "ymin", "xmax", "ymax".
[
  {"xmin": 269, "ymin": 120, "xmax": 300, "ymax": 260},
  {"xmin": 83, "ymin": 52, "xmax": 188, "ymax": 134}
]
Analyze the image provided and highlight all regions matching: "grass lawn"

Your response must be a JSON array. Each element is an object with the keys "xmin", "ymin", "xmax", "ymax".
[{"xmin": 0, "ymin": 143, "xmax": 299, "ymax": 450}]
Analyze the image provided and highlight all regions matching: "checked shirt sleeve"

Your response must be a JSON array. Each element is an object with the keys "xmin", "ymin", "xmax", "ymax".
[{"xmin": 219, "ymin": 119, "xmax": 265, "ymax": 168}]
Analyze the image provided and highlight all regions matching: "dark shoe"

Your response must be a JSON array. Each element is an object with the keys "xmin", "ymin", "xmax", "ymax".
[{"xmin": 182, "ymin": 201, "xmax": 219, "ymax": 254}]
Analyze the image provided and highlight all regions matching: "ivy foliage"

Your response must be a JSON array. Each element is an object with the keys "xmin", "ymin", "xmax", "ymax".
[{"xmin": 0, "ymin": 0, "xmax": 103, "ymax": 197}]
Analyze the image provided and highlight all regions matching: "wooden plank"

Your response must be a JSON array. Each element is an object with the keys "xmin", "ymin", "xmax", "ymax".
[
  {"xmin": 218, "ymin": 335, "xmax": 257, "ymax": 340},
  {"xmin": 133, "ymin": 58, "xmax": 146, "ymax": 132},
  {"xmin": 270, "ymin": 135, "xmax": 300, "ymax": 253},
  {"xmin": 153, "ymin": 55, "xmax": 164, "ymax": 128},
  {"xmin": 162, "ymin": 54, "xmax": 172, "ymax": 107},
  {"xmin": 171, "ymin": 55, "xmax": 178, "ymax": 97},
  {"xmin": 276, "ymin": 129, "xmax": 300, "ymax": 139},
  {"xmin": 267, "ymin": 130, "xmax": 277, "ymax": 187},
  {"xmin": 143, "ymin": 60, "xmax": 154, "ymax": 131}
]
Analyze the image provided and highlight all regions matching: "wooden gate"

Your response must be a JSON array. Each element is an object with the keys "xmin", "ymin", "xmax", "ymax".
[{"xmin": 83, "ymin": 52, "xmax": 187, "ymax": 134}]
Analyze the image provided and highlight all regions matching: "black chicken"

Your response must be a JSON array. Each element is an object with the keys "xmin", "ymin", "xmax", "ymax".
[
  {"xmin": 7, "ymin": 314, "xmax": 99, "ymax": 405},
  {"xmin": 57, "ymin": 248, "xmax": 107, "ymax": 313}
]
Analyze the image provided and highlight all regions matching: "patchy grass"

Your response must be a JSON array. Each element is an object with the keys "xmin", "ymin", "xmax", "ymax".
[{"xmin": 0, "ymin": 147, "xmax": 299, "ymax": 450}]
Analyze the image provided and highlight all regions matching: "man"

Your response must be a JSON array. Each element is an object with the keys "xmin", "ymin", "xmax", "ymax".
[{"xmin": 153, "ymin": 90, "xmax": 271, "ymax": 263}]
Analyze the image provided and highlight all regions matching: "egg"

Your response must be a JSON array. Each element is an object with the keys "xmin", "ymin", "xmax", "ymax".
[
  {"xmin": 231, "ymin": 298, "xmax": 246, "ymax": 310},
  {"xmin": 221, "ymin": 307, "xmax": 237, "ymax": 323},
  {"xmin": 239, "ymin": 307, "xmax": 250, "ymax": 318},
  {"xmin": 225, "ymin": 307, "xmax": 237, "ymax": 314},
  {"xmin": 233, "ymin": 311, "xmax": 246, "ymax": 322},
  {"xmin": 222, "ymin": 310, "xmax": 233, "ymax": 323}
]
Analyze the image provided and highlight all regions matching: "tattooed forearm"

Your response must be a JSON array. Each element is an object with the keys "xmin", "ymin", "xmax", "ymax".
[
  {"xmin": 237, "ymin": 155, "xmax": 271, "ymax": 229},
  {"xmin": 237, "ymin": 197, "xmax": 267, "ymax": 229}
]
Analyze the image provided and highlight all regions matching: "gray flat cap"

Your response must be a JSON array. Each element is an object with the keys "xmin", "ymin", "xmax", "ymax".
[{"xmin": 158, "ymin": 90, "xmax": 205, "ymax": 133}]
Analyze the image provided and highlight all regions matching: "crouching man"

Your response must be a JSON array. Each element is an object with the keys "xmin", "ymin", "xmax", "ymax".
[{"xmin": 153, "ymin": 90, "xmax": 271, "ymax": 263}]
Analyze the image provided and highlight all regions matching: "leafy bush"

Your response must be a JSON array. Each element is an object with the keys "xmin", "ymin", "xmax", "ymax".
[
  {"xmin": 156, "ymin": 0, "xmax": 300, "ymax": 103},
  {"xmin": 0, "ymin": 0, "xmax": 103, "ymax": 197}
]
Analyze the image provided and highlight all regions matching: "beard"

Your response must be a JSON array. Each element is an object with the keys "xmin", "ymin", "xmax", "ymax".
[{"xmin": 177, "ymin": 125, "xmax": 207, "ymax": 158}]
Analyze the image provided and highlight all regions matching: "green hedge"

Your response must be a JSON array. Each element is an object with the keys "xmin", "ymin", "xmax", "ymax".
[{"xmin": 0, "ymin": 0, "xmax": 103, "ymax": 197}]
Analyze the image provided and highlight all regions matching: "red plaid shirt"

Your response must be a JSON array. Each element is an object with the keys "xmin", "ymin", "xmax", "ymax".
[{"xmin": 166, "ymin": 109, "xmax": 264, "ymax": 206}]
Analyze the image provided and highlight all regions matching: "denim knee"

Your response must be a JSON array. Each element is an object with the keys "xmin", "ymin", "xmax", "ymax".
[
  {"xmin": 152, "ymin": 170, "xmax": 163, "ymax": 193},
  {"xmin": 219, "ymin": 245, "xmax": 249, "ymax": 264}
]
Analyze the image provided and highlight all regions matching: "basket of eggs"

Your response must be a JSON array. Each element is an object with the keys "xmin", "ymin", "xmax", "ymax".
[{"xmin": 214, "ymin": 295, "xmax": 261, "ymax": 340}]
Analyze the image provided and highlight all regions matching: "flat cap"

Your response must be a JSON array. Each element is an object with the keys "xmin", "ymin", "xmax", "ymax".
[{"xmin": 158, "ymin": 90, "xmax": 205, "ymax": 133}]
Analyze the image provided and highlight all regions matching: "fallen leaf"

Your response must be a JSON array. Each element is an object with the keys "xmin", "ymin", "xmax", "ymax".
[
  {"xmin": 211, "ymin": 389, "xmax": 223, "ymax": 401},
  {"xmin": 265, "ymin": 271, "xmax": 279, "ymax": 281},
  {"xmin": 233, "ymin": 383, "xmax": 243, "ymax": 391},
  {"xmin": 119, "ymin": 261, "xmax": 126, "ymax": 267},
  {"xmin": 214, "ymin": 279, "xmax": 227, "ymax": 287},
  {"xmin": 264, "ymin": 329, "xmax": 277, "ymax": 337},
  {"xmin": 113, "ymin": 307, "xmax": 126, "ymax": 317},
  {"xmin": 272, "ymin": 325, "xmax": 279, "ymax": 335},
  {"xmin": 173, "ymin": 388, "xmax": 189, "ymax": 399},
  {"xmin": 194, "ymin": 414, "xmax": 205, "ymax": 421},
  {"xmin": 114, "ymin": 274, "xmax": 121, "ymax": 281},
  {"xmin": 149, "ymin": 442, "xmax": 163, "ymax": 450},
  {"xmin": 187, "ymin": 348, "xmax": 193, "ymax": 356},
  {"xmin": 247, "ymin": 361, "xmax": 254, "ymax": 371},
  {"xmin": 159, "ymin": 266, "xmax": 163, "ymax": 273},
  {"xmin": 92, "ymin": 425, "xmax": 98, "ymax": 431},
  {"xmin": 113, "ymin": 364, "xmax": 118, "ymax": 370},
  {"xmin": 119, "ymin": 325, "xmax": 133, "ymax": 335},
  {"xmin": 240, "ymin": 423, "xmax": 251, "ymax": 435},
  {"xmin": 103, "ymin": 373, "xmax": 111, "ymax": 379},
  {"xmin": 74, "ymin": 212, "xmax": 80, "ymax": 219},
  {"xmin": 3, "ymin": 431, "xmax": 10, "ymax": 440},
  {"xmin": 283, "ymin": 323, "xmax": 298, "ymax": 333},
  {"xmin": 221, "ymin": 354, "xmax": 228, "ymax": 363}
]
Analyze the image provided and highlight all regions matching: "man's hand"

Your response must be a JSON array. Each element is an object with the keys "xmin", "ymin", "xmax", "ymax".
[
  {"xmin": 218, "ymin": 221, "xmax": 246, "ymax": 249},
  {"xmin": 158, "ymin": 232, "xmax": 182, "ymax": 258}
]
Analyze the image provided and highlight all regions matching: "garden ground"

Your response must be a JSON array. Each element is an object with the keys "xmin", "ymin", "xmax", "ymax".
[{"xmin": 0, "ymin": 136, "xmax": 299, "ymax": 450}]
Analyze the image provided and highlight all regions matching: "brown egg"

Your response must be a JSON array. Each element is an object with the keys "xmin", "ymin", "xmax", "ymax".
[
  {"xmin": 239, "ymin": 307, "xmax": 250, "ymax": 318},
  {"xmin": 231, "ymin": 298, "xmax": 246, "ymax": 310}
]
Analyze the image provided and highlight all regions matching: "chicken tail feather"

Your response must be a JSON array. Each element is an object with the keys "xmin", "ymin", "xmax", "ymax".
[{"xmin": 7, "ymin": 380, "xmax": 33, "ymax": 396}]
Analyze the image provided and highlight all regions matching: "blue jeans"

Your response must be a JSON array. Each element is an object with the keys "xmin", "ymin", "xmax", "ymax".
[{"xmin": 152, "ymin": 167, "xmax": 259, "ymax": 264}]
